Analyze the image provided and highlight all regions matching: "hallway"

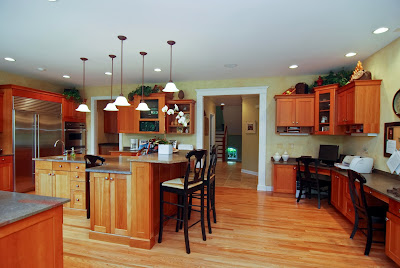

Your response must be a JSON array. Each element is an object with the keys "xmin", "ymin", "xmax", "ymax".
[{"xmin": 215, "ymin": 161, "xmax": 258, "ymax": 189}]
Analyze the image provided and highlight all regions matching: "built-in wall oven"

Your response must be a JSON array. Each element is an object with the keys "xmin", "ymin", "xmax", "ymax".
[{"xmin": 64, "ymin": 122, "xmax": 86, "ymax": 153}]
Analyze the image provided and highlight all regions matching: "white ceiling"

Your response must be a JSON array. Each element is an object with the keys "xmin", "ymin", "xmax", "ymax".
[{"xmin": 0, "ymin": 0, "xmax": 399, "ymax": 88}]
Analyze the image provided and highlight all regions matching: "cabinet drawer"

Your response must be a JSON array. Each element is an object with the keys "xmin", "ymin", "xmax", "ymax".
[
  {"xmin": 365, "ymin": 186, "xmax": 390, "ymax": 203},
  {"xmin": 71, "ymin": 172, "xmax": 86, "ymax": 181},
  {"xmin": 70, "ymin": 191, "xmax": 86, "ymax": 210},
  {"xmin": 52, "ymin": 162, "xmax": 71, "ymax": 171},
  {"xmin": 35, "ymin": 161, "xmax": 52, "ymax": 170},
  {"xmin": 345, "ymin": 198, "xmax": 355, "ymax": 224},
  {"xmin": 71, "ymin": 181, "xmax": 86, "ymax": 191},
  {"xmin": 0, "ymin": 156, "xmax": 13, "ymax": 164},
  {"xmin": 389, "ymin": 199, "xmax": 400, "ymax": 218},
  {"xmin": 70, "ymin": 163, "xmax": 85, "ymax": 171}
]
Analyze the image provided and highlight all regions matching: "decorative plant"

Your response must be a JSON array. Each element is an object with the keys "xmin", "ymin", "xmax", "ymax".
[
  {"xmin": 309, "ymin": 68, "xmax": 353, "ymax": 89},
  {"xmin": 63, "ymin": 88, "xmax": 82, "ymax": 103},
  {"xmin": 128, "ymin": 85, "xmax": 161, "ymax": 101},
  {"xmin": 161, "ymin": 104, "xmax": 188, "ymax": 139}
]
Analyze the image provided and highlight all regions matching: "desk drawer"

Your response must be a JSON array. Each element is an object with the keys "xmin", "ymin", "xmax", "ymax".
[
  {"xmin": 71, "ymin": 163, "xmax": 85, "ymax": 171},
  {"xmin": 389, "ymin": 199, "xmax": 400, "ymax": 217},
  {"xmin": 71, "ymin": 172, "xmax": 86, "ymax": 181},
  {"xmin": 71, "ymin": 181, "xmax": 86, "ymax": 191},
  {"xmin": 365, "ymin": 186, "xmax": 390, "ymax": 203},
  {"xmin": 52, "ymin": 162, "xmax": 70, "ymax": 171}
]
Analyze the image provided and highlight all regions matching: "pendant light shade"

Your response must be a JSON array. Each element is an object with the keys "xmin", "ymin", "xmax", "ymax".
[
  {"xmin": 104, "ymin": 54, "xmax": 119, "ymax": 112},
  {"xmin": 136, "ymin": 52, "xmax": 150, "ymax": 111},
  {"xmin": 114, "ymin": 35, "xmax": 131, "ymax": 106},
  {"xmin": 163, "ymin": 40, "xmax": 179, "ymax": 93},
  {"xmin": 76, "ymin": 57, "xmax": 91, "ymax": 113}
]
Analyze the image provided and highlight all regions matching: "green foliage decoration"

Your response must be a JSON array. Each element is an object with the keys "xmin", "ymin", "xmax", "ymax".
[
  {"xmin": 128, "ymin": 85, "xmax": 160, "ymax": 101},
  {"xmin": 63, "ymin": 88, "xmax": 82, "ymax": 103},
  {"xmin": 310, "ymin": 69, "xmax": 353, "ymax": 89}
]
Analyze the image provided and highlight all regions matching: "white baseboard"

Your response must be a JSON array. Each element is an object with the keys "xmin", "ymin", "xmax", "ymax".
[
  {"xmin": 241, "ymin": 169, "xmax": 258, "ymax": 176},
  {"xmin": 257, "ymin": 185, "xmax": 273, "ymax": 192}
]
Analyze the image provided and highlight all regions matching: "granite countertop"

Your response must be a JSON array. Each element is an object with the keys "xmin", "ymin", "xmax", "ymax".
[
  {"xmin": 85, "ymin": 156, "xmax": 132, "ymax": 174},
  {"xmin": 33, "ymin": 155, "xmax": 86, "ymax": 163},
  {"xmin": 129, "ymin": 150, "xmax": 190, "ymax": 164},
  {"xmin": 0, "ymin": 191, "xmax": 69, "ymax": 228}
]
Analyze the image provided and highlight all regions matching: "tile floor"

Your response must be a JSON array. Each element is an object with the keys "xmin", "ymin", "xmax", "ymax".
[{"xmin": 215, "ymin": 161, "xmax": 258, "ymax": 189}]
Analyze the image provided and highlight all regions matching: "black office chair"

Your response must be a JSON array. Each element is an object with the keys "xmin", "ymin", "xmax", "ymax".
[
  {"xmin": 84, "ymin": 155, "xmax": 106, "ymax": 219},
  {"xmin": 296, "ymin": 157, "xmax": 331, "ymax": 209},
  {"xmin": 347, "ymin": 170, "xmax": 387, "ymax": 256},
  {"xmin": 158, "ymin": 149, "xmax": 207, "ymax": 254}
]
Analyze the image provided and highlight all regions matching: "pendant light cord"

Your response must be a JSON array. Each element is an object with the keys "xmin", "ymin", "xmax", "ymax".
[
  {"xmin": 120, "ymin": 39, "xmax": 123, "ymax": 95},
  {"xmin": 142, "ymin": 54, "xmax": 145, "ymax": 101},
  {"xmin": 111, "ymin": 57, "xmax": 114, "ymax": 101},
  {"xmin": 169, "ymin": 44, "xmax": 172, "ymax": 82}
]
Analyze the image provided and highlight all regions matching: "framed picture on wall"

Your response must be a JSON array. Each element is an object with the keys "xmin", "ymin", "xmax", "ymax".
[{"xmin": 245, "ymin": 121, "xmax": 256, "ymax": 133}]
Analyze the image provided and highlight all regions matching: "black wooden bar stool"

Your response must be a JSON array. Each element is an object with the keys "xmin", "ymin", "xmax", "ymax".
[
  {"xmin": 189, "ymin": 145, "xmax": 218, "ymax": 233},
  {"xmin": 158, "ymin": 149, "xmax": 207, "ymax": 254}
]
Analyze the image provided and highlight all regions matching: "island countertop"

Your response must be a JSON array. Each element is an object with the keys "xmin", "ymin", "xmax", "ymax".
[
  {"xmin": 0, "ymin": 191, "xmax": 69, "ymax": 228},
  {"xmin": 128, "ymin": 150, "xmax": 190, "ymax": 164}
]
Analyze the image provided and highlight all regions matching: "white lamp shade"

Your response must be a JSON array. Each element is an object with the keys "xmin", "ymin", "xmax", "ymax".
[
  {"xmin": 114, "ymin": 95, "xmax": 131, "ymax": 106},
  {"xmin": 104, "ymin": 102, "xmax": 119, "ymax": 111},
  {"xmin": 136, "ymin": 101, "xmax": 150, "ymax": 111},
  {"xmin": 76, "ymin": 103, "xmax": 91, "ymax": 113},
  {"xmin": 163, "ymin": 82, "xmax": 179, "ymax": 92}
]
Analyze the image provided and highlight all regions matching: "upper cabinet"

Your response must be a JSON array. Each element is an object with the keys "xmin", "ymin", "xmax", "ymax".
[
  {"xmin": 337, "ymin": 80, "xmax": 381, "ymax": 134},
  {"xmin": 62, "ymin": 98, "xmax": 86, "ymax": 123},
  {"xmin": 117, "ymin": 102, "xmax": 135, "ymax": 133},
  {"xmin": 274, "ymin": 94, "xmax": 314, "ymax": 134},
  {"xmin": 165, "ymin": 99, "xmax": 196, "ymax": 134},
  {"xmin": 0, "ymin": 93, "xmax": 3, "ymax": 133},
  {"xmin": 314, "ymin": 84, "xmax": 344, "ymax": 135}
]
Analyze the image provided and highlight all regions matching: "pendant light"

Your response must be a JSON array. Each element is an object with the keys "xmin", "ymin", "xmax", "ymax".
[
  {"xmin": 104, "ymin": 54, "xmax": 119, "ymax": 111},
  {"xmin": 163, "ymin": 40, "xmax": 179, "ymax": 92},
  {"xmin": 136, "ymin": 52, "xmax": 150, "ymax": 111},
  {"xmin": 114, "ymin": 35, "xmax": 131, "ymax": 106},
  {"xmin": 76, "ymin": 57, "xmax": 91, "ymax": 113}
]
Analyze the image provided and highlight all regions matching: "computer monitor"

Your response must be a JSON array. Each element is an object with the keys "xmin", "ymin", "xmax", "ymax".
[{"xmin": 318, "ymin": 145, "xmax": 339, "ymax": 166}]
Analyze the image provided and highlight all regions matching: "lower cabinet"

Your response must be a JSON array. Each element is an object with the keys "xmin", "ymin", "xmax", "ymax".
[
  {"xmin": 386, "ymin": 199, "xmax": 400, "ymax": 266},
  {"xmin": 273, "ymin": 164, "xmax": 297, "ymax": 193},
  {"xmin": 0, "ymin": 156, "xmax": 13, "ymax": 191},
  {"xmin": 331, "ymin": 171, "xmax": 351, "ymax": 218},
  {"xmin": 90, "ymin": 172, "xmax": 129, "ymax": 236}
]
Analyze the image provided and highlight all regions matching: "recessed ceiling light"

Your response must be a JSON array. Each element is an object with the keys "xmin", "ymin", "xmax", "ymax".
[
  {"xmin": 373, "ymin": 27, "xmax": 389, "ymax": 34},
  {"xmin": 154, "ymin": 68, "xmax": 161, "ymax": 72},
  {"xmin": 63, "ymin": 75, "xmax": 70, "ymax": 79},
  {"xmin": 224, "ymin": 64, "xmax": 238, "ymax": 68},
  {"xmin": 4, "ymin": 57, "xmax": 15, "ymax": 62},
  {"xmin": 105, "ymin": 72, "xmax": 112, "ymax": 75},
  {"xmin": 48, "ymin": 0, "xmax": 57, "ymax": 2},
  {"xmin": 345, "ymin": 52, "xmax": 357, "ymax": 57},
  {"xmin": 221, "ymin": 103, "xmax": 225, "ymax": 106},
  {"xmin": 37, "ymin": 67, "xmax": 46, "ymax": 71},
  {"xmin": 289, "ymin": 64, "xmax": 298, "ymax": 69}
]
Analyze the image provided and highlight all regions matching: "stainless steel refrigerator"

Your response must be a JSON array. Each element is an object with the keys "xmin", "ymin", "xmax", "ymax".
[{"xmin": 13, "ymin": 96, "xmax": 63, "ymax": 193}]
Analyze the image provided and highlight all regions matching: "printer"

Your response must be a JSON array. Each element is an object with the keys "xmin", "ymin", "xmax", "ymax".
[{"xmin": 334, "ymin": 156, "xmax": 374, "ymax": 173}]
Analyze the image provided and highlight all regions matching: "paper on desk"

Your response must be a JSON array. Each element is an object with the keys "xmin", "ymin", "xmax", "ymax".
[
  {"xmin": 387, "ymin": 149, "xmax": 400, "ymax": 174},
  {"xmin": 386, "ymin": 140, "xmax": 397, "ymax": 154}
]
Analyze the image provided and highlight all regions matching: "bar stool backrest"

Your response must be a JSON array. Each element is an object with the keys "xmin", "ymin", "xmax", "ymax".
[
  {"xmin": 296, "ymin": 157, "xmax": 320, "ymax": 181},
  {"xmin": 347, "ymin": 169, "xmax": 369, "ymax": 219},
  {"xmin": 184, "ymin": 149, "xmax": 207, "ymax": 190},
  {"xmin": 207, "ymin": 145, "xmax": 218, "ymax": 182}
]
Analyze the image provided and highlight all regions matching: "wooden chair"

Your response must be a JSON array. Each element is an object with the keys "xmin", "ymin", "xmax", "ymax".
[
  {"xmin": 158, "ymin": 149, "xmax": 207, "ymax": 254},
  {"xmin": 84, "ymin": 155, "xmax": 106, "ymax": 219},
  {"xmin": 347, "ymin": 169, "xmax": 387, "ymax": 255},
  {"xmin": 296, "ymin": 157, "xmax": 331, "ymax": 209},
  {"xmin": 189, "ymin": 145, "xmax": 218, "ymax": 233}
]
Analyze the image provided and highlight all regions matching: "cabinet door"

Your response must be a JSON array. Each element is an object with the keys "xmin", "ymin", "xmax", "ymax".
[
  {"xmin": 273, "ymin": 164, "xmax": 297, "ymax": 193},
  {"xmin": 386, "ymin": 212, "xmax": 400, "ymax": 266},
  {"xmin": 62, "ymin": 99, "xmax": 86, "ymax": 123},
  {"xmin": 110, "ymin": 174, "xmax": 129, "ymax": 236},
  {"xmin": 330, "ymin": 173, "xmax": 339, "ymax": 208},
  {"xmin": 104, "ymin": 110, "xmax": 118, "ymax": 133},
  {"xmin": 35, "ymin": 169, "xmax": 54, "ymax": 197},
  {"xmin": 0, "ymin": 158, "xmax": 13, "ymax": 191},
  {"xmin": 345, "ymin": 89, "xmax": 355, "ymax": 125},
  {"xmin": 117, "ymin": 103, "xmax": 135, "ymax": 133},
  {"xmin": 337, "ymin": 92, "xmax": 347, "ymax": 125},
  {"xmin": 296, "ymin": 98, "xmax": 314, "ymax": 126},
  {"xmin": 276, "ymin": 99, "xmax": 295, "ymax": 126},
  {"xmin": 90, "ymin": 173, "xmax": 111, "ymax": 233},
  {"xmin": 54, "ymin": 171, "xmax": 70, "ymax": 208}
]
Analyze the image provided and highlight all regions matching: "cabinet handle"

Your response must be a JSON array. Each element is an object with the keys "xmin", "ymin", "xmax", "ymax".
[
  {"xmin": 76, "ymin": 185, "xmax": 79, "ymax": 188},
  {"xmin": 48, "ymin": 173, "xmax": 52, "ymax": 176},
  {"xmin": 59, "ymin": 165, "xmax": 62, "ymax": 167},
  {"xmin": 292, "ymin": 121, "xmax": 295, "ymax": 124},
  {"xmin": 75, "ymin": 175, "xmax": 79, "ymax": 178},
  {"xmin": 293, "ymin": 167, "xmax": 296, "ymax": 170},
  {"xmin": 296, "ymin": 122, "xmax": 298, "ymax": 124},
  {"xmin": 76, "ymin": 198, "xmax": 79, "ymax": 201},
  {"xmin": 398, "ymin": 209, "xmax": 400, "ymax": 214},
  {"xmin": 52, "ymin": 173, "xmax": 55, "ymax": 176},
  {"xmin": 1, "ymin": 159, "xmax": 4, "ymax": 161},
  {"xmin": 76, "ymin": 166, "xmax": 79, "ymax": 169},
  {"xmin": 105, "ymin": 177, "xmax": 108, "ymax": 180},
  {"xmin": 386, "ymin": 217, "xmax": 389, "ymax": 221},
  {"xmin": 110, "ymin": 177, "xmax": 114, "ymax": 181}
]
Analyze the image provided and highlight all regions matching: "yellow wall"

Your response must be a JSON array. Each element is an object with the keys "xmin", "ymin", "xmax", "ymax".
[
  {"xmin": 242, "ymin": 96, "xmax": 259, "ymax": 172},
  {"xmin": 0, "ymin": 70, "xmax": 64, "ymax": 93},
  {"xmin": 343, "ymin": 37, "xmax": 400, "ymax": 172}
]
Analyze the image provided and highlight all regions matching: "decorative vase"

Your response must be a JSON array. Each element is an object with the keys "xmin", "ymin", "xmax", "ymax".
[
  {"xmin": 158, "ymin": 144, "xmax": 173, "ymax": 155},
  {"xmin": 282, "ymin": 151, "xmax": 289, "ymax": 162},
  {"xmin": 273, "ymin": 152, "xmax": 281, "ymax": 162}
]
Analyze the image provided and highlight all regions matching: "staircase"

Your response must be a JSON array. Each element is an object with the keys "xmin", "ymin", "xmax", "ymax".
[{"xmin": 215, "ymin": 126, "xmax": 227, "ymax": 161}]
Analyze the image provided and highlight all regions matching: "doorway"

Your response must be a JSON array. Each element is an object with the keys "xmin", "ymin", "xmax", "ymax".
[{"xmin": 209, "ymin": 113, "xmax": 215, "ymax": 151}]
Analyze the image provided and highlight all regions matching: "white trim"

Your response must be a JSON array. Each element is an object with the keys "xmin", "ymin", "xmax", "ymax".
[
  {"xmin": 257, "ymin": 185, "xmax": 273, "ymax": 192},
  {"xmin": 196, "ymin": 86, "xmax": 268, "ymax": 191},
  {"xmin": 241, "ymin": 169, "xmax": 258, "ymax": 176},
  {"xmin": 90, "ymin": 96, "xmax": 119, "ymax": 155}
]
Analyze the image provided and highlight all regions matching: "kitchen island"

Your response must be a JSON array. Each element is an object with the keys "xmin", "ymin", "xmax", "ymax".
[{"xmin": 0, "ymin": 191, "xmax": 69, "ymax": 267}]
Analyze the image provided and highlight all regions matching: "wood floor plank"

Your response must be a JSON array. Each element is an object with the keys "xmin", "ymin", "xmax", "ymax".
[{"xmin": 62, "ymin": 186, "xmax": 397, "ymax": 267}]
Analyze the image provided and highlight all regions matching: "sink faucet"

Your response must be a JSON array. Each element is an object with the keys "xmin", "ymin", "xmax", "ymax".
[{"xmin": 54, "ymin": 140, "xmax": 67, "ymax": 156}]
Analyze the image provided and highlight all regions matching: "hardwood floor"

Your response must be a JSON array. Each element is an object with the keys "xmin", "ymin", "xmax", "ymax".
[
  {"xmin": 62, "ymin": 187, "xmax": 396, "ymax": 267},
  {"xmin": 216, "ymin": 161, "xmax": 258, "ymax": 189}
]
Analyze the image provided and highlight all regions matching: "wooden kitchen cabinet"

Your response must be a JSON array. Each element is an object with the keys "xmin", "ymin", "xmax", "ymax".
[
  {"xmin": 275, "ymin": 94, "xmax": 314, "ymax": 134},
  {"xmin": 104, "ymin": 110, "xmax": 118, "ymax": 133},
  {"xmin": 62, "ymin": 98, "xmax": 86, "ymax": 123},
  {"xmin": 386, "ymin": 211, "xmax": 400, "ymax": 266},
  {"xmin": 337, "ymin": 80, "xmax": 381, "ymax": 134},
  {"xmin": 0, "ymin": 156, "xmax": 13, "ymax": 191},
  {"xmin": 273, "ymin": 164, "xmax": 297, "ymax": 194},
  {"xmin": 117, "ymin": 101, "xmax": 136, "ymax": 133},
  {"xmin": 165, "ymin": 99, "xmax": 196, "ymax": 134},
  {"xmin": 90, "ymin": 172, "xmax": 129, "ymax": 236},
  {"xmin": 0, "ymin": 93, "xmax": 3, "ymax": 132}
]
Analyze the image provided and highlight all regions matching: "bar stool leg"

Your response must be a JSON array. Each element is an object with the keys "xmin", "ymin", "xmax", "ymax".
[
  {"xmin": 212, "ymin": 181, "xmax": 217, "ymax": 223},
  {"xmin": 158, "ymin": 186, "xmax": 164, "ymax": 243},
  {"xmin": 176, "ymin": 195, "xmax": 182, "ymax": 232},
  {"xmin": 188, "ymin": 194, "xmax": 193, "ymax": 220},
  {"xmin": 350, "ymin": 212, "xmax": 359, "ymax": 239},
  {"xmin": 207, "ymin": 183, "xmax": 212, "ymax": 234},
  {"xmin": 364, "ymin": 218, "xmax": 373, "ymax": 256},
  {"xmin": 183, "ymin": 193, "xmax": 190, "ymax": 254},
  {"xmin": 201, "ymin": 186, "xmax": 206, "ymax": 241}
]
